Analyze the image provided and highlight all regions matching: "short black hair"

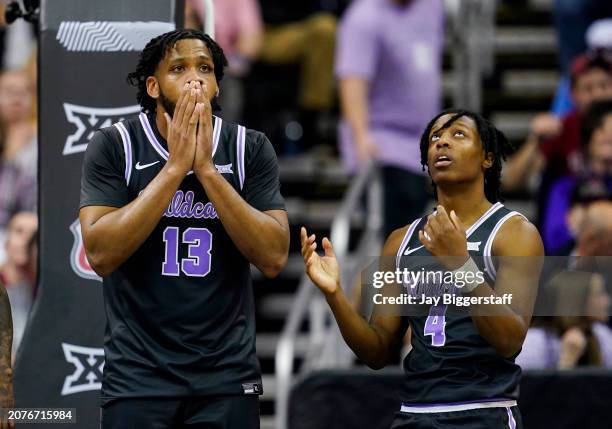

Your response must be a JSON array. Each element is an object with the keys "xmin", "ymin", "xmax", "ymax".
[
  {"xmin": 127, "ymin": 29, "xmax": 228, "ymax": 113},
  {"xmin": 419, "ymin": 109, "xmax": 513, "ymax": 203},
  {"xmin": 581, "ymin": 98, "xmax": 612, "ymax": 153}
]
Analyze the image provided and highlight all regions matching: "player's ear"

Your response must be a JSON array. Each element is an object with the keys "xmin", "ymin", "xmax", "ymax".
[
  {"xmin": 146, "ymin": 76, "xmax": 160, "ymax": 99},
  {"xmin": 483, "ymin": 151, "xmax": 494, "ymax": 169}
]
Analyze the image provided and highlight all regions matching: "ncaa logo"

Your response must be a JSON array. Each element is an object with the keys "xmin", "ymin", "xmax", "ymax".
[
  {"xmin": 63, "ymin": 103, "xmax": 141, "ymax": 155},
  {"xmin": 61, "ymin": 343, "xmax": 105, "ymax": 396},
  {"xmin": 69, "ymin": 219, "xmax": 101, "ymax": 282}
]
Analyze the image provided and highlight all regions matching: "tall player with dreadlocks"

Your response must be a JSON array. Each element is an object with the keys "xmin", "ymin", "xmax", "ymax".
[
  {"xmin": 302, "ymin": 110, "xmax": 544, "ymax": 428},
  {"xmin": 79, "ymin": 29, "xmax": 289, "ymax": 428}
]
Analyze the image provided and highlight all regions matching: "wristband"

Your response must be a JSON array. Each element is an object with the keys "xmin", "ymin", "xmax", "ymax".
[{"xmin": 452, "ymin": 257, "xmax": 482, "ymax": 293}]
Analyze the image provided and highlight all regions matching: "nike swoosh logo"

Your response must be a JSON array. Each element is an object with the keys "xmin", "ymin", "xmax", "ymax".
[
  {"xmin": 404, "ymin": 245, "xmax": 424, "ymax": 255},
  {"xmin": 135, "ymin": 161, "xmax": 160, "ymax": 170}
]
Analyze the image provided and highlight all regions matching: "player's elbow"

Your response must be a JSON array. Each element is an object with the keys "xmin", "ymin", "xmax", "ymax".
[
  {"xmin": 260, "ymin": 253, "xmax": 287, "ymax": 278},
  {"xmin": 365, "ymin": 357, "xmax": 387, "ymax": 370},
  {"xmin": 495, "ymin": 336, "xmax": 524, "ymax": 359},
  {"xmin": 86, "ymin": 251, "xmax": 116, "ymax": 277}
]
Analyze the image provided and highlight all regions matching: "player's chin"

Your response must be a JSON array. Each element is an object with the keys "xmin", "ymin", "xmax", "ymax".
[{"xmin": 429, "ymin": 169, "xmax": 456, "ymax": 183}]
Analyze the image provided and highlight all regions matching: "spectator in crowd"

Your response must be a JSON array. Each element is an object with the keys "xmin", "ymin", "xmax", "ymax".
[
  {"xmin": 558, "ymin": 177, "xmax": 611, "ymax": 256},
  {"xmin": 0, "ymin": 211, "xmax": 37, "ymax": 362},
  {"xmin": 187, "ymin": 0, "xmax": 336, "ymax": 148},
  {"xmin": 517, "ymin": 270, "xmax": 612, "ymax": 370},
  {"xmin": 550, "ymin": 0, "xmax": 612, "ymax": 116},
  {"xmin": 542, "ymin": 99, "xmax": 612, "ymax": 254},
  {"xmin": 335, "ymin": 0, "xmax": 444, "ymax": 237},
  {"xmin": 0, "ymin": 68, "xmax": 37, "ymax": 174},
  {"xmin": 504, "ymin": 52, "xmax": 612, "ymax": 192},
  {"xmin": 573, "ymin": 201, "xmax": 612, "ymax": 260}
]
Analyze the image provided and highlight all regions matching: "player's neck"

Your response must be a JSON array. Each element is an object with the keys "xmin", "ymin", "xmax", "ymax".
[
  {"xmin": 156, "ymin": 109, "xmax": 169, "ymax": 142},
  {"xmin": 436, "ymin": 184, "xmax": 493, "ymax": 228}
]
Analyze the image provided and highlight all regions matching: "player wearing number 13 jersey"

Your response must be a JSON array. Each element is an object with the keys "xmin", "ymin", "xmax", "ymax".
[
  {"xmin": 301, "ymin": 109, "xmax": 544, "ymax": 428},
  {"xmin": 79, "ymin": 30, "xmax": 289, "ymax": 429}
]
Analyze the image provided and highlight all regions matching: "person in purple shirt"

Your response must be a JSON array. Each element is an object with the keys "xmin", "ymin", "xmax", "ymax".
[{"xmin": 335, "ymin": 0, "xmax": 444, "ymax": 237}]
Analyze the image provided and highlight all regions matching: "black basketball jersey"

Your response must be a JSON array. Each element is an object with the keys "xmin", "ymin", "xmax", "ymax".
[
  {"xmin": 396, "ymin": 202, "xmax": 525, "ymax": 404},
  {"xmin": 80, "ymin": 112, "xmax": 285, "ymax": 402}
]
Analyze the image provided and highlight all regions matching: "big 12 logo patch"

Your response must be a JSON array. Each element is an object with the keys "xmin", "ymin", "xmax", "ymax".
[
  {"xmin": 62, "ymin": 103, "xmax": 141, "ymax": 155},
  {"xmin": 69, "ymin": 219, "xmax": 101, "ymax": 282}
]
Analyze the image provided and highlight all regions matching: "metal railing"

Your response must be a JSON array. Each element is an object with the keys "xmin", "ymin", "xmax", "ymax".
[
  {"xmin": 275, "ymin": 161, "xmax": 383, "ymax": 429},
  {"xmin": 449, "ymin": 0, "xmax": 497, "ymax": 112},
  {"xmin": 201, "ymin": 0, "xmax": 215, "ymax": 37}
]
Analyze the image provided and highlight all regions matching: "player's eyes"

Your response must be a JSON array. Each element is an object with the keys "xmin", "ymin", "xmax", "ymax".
[
  {"xmin": 431, "ymin": 135, "xmax": 440, "ymax": 142},
  {"xmin": 454, "ymin": 130, "xmax": 465, "ymax": 137},
  {"xmin": 200, "ymin": 65, "xmax": 210, "ymax": 72},
  {"xmin": 171, "ymin": 65, "xmax": 184, "ymax": 72}
]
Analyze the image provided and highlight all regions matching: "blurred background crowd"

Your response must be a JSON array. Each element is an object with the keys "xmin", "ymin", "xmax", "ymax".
[{"xmin": 0, "ymin": 0, "xmax": 611, "ymax": 416}]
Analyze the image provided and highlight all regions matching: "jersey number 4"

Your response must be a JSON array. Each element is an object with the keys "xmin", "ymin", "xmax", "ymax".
[
  {"xmin": 424, "ymin": 304, "xmax": 447, "ymax": 347},
  {"xmin": 162, "ymin": 227, "xmax": 213, "ymax": 277}
]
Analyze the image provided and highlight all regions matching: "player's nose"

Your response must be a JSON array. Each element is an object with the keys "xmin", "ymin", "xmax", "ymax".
[{"xmin": 436, "ymin": 133, "xmax": 451, "ymax": 148}]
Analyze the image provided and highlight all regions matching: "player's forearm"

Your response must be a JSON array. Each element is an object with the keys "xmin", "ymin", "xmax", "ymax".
[
  {"xmin": 469, "ymin": 283, "xmax": 528, "ymax": 358},
  {"xmin": 339, "ymin": 78, "xmax": 370, "ymax": 140},
  {"xmin": 325, "ymin": 288, "xmax": 391, "ymax": 369},
  {"xmin": 82, "ymin": 164, "xmax": 186, "ymax": 276},
  {"xmin": 196, "ymin": 169, "xmax": 289, "ymax": 278},
  {"xmin": 0, "ymin": 284, "xmax": 13, "ymax": 402}
]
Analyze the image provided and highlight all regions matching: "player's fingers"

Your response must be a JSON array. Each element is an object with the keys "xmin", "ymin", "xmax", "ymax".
[
  {"xmin": 436, "ymin": 205, "xmax": 454, "ymax": 230},
  {"xmin": 301, "ymin": 235, "xmax": 315, "ymax": 257},
  {"xmin": 418, "ymin": 230, "xmax": 433, "ymax": 250},
  {"xmin": 173, "ymin": 82, "xmax": 191, "ymax": 125},
  {"xmin": 436, "ymin": 205, "xmax": 449, "ymax": 220},
  {"xmin": 322, "ymin": 237, "xmax": 335, "ymax": 257},
  {"xmin": 187, "ymin": 103, "xmax": 202, "ymax": 138},
  {"xmin": 424, "ymin": 222, "xmax": 434, "ymax": 238},
  {"xmin": 449, "ymin": 210, "xmax": 465, "ymax": 233},
  {"xmin": 300, "ymin": 227, "xmax": 308, "ymax": 246},
  {"xmin": 179, "ymin": 83, "xmax": 197, "ymax": 129}
]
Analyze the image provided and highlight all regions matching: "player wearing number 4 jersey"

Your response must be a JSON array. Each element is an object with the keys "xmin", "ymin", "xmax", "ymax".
[
  {"xmin": 302, "ymin": 109, "xmax": 544, "ymax": 428},
  {"xmin": 79, "ymin": 30, "xmax": 289, "ymax": 429}
]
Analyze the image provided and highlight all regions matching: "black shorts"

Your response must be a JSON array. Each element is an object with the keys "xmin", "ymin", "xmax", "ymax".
[
  {"xmin": 390, "ymin": 405, "xmax": 522, "ymax": 429},
  {"xmin": 100, "ymin": 395, "xmax": 260, "ymax": 429}
]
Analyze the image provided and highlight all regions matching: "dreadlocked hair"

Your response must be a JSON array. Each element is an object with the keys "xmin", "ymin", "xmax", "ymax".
[
  {"xmin": 419, "ymin": 109, "xmax": 514, "ymax": 203},
  {"xmin": 127, "ymin": 29, "xmax": 228, "ymax": 113}
]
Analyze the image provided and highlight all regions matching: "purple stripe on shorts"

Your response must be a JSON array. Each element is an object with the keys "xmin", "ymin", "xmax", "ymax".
[
  {"xmin": 401, "ymin": 398, "xmax": 512, "ymax": 408},
  {"xmin": 506, "ymin": 407, "xmax": 517, "ymax": 429}
]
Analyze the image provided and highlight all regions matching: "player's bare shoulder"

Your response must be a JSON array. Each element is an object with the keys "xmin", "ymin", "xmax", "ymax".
[
  {"xmin": 382, "ymin": 224, "xmax": 412, "ymax": 257},
  {"xmin": 492, "ymin": 214, "xmax": 544, "ymax": 257}
]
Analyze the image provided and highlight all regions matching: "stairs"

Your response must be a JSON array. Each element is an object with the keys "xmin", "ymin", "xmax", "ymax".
[{"xmin": 251, "ymin": 0, "xmax": 558, "ymax": 426}]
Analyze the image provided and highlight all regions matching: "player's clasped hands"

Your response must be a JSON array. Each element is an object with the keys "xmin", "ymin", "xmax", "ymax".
[
  {"xmin": 418, "ymin": 205, "xmax": 470, "ymax": 270},
  {"xmin": 164, "ymin": 81, "xmax": 213, "ymax": 176},
  {"xmin": 300, "ymin": 227, "xmax": 340, "ymax": 296}
]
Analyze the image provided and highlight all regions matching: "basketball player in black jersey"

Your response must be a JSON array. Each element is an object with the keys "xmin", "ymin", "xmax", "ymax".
[
  {"xmin": 79, "ymin": 30, "xmax": 289, "ymax": 428},
  {"xmin": 302, "ymin": 109, "xmax": 544, "ymax": 428}
]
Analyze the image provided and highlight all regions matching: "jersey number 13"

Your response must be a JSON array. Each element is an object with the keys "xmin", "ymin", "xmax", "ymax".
[{"xmin": 162, "ymin": 227, "xmax": 213, "ymax": 277}]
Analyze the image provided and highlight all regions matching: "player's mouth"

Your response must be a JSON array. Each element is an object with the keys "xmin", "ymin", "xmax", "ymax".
[{"xmin": 433, "ymin": 154, "xmax": 452, "ymax": 168}]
